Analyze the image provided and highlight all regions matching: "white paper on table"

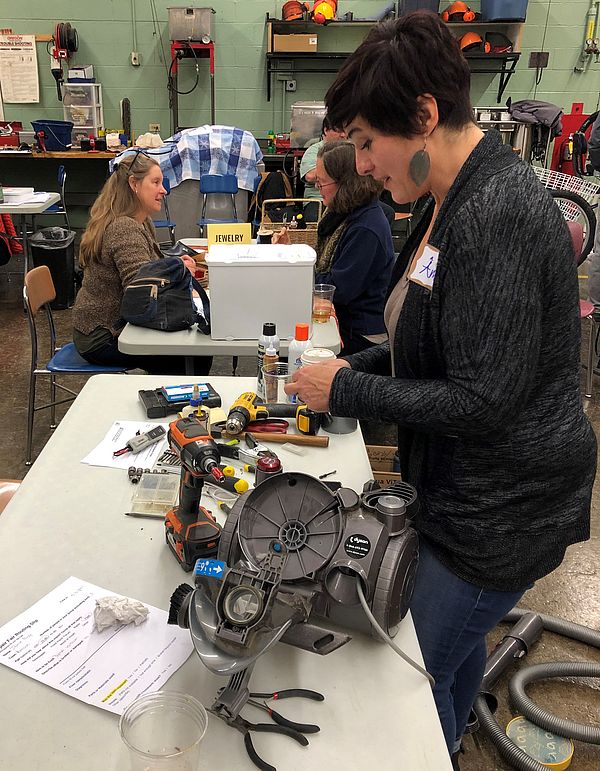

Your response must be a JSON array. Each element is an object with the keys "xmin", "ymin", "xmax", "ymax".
[
  {"xmin": 81, "ymin": 420, "xmax": 170, "ymax": 469},
  {"xmin": 20, "ymin": 192, "xmax": 51, "ymax": 204},
  {"xmin": 0, "ymin": 34, "xmax": 39, "ymax": 103},
  {"xmin": 0, "ymin": 577, "xmax": 193, "ymax": 715}
]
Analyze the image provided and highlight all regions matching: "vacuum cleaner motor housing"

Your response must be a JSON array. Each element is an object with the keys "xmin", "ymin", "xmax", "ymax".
[{"xmin": 218, "ymin": 472, "xmax": 420, "ymax": 641}]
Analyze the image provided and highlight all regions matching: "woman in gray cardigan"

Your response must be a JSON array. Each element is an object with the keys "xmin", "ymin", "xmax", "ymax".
[{"xmin": 285, "ymin": 13, "xmax": 596, "ymax": 769}]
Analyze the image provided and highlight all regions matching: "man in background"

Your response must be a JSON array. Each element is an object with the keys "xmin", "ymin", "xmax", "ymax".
[{"xmin": 300, "ymin": 116, "xmax": 346, "ymax": 221}]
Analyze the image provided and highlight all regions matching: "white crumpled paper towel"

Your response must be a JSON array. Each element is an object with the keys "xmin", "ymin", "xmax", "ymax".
[{"xmin": 94, "ymin": 595, "xmax": 149, "ymax": 632}]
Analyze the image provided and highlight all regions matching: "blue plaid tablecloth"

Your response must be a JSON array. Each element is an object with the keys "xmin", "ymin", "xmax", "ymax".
[{"xmin": 111, "ymin": 126, "xmax": 263, "ymax": 192}]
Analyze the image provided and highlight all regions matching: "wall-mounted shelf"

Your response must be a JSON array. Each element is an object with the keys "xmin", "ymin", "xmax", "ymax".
[
  {"xmin": 265, "ymin": 13, "xmax": 385, "ymax": 101},
  {"xmin": 445, "ymin": 20, "xmax": 524, "ymax": 103},
  {"xmin": 464, "ymin": 52, "xmax": 521, "ymax": 102},
  {"xmin": 265, "ymin": 16, "xmax": 524, "ymax": 104}
]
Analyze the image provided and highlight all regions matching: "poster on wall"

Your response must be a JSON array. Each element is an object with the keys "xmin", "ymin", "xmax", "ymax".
[{"xmin": 0, "ymin": 34, "xmax": 39, "ymax": 103}]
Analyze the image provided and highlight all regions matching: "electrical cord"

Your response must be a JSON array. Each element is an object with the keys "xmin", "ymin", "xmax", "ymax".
[
  {"xmin": 168, "ymin": 40, "xmax": 200, "ymax": 96},
  {"xmin": 355, "ymin": 578, "xmax": 435, "ymax": 688}
]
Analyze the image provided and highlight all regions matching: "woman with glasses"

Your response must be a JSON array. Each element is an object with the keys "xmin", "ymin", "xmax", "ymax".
[
  {"xmin": 284, "ymin": 12, "xmax": 596, "ymax": 769},
  {"xmin": 73, "ymin": 153, "xmax": 208, "ymax": 374},
  {"xmin": 276, "ymin": 139, "xmax": 395, "ymax": 354}
]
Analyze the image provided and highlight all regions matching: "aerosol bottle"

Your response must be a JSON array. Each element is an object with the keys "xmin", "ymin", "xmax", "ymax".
[
  {"xmin": 288, "ymin": 323, "xmax": 312, "ymax": 376},
  {"xmin": 257, "ymin": 322, "xmax": 279, "ymax": 399}
]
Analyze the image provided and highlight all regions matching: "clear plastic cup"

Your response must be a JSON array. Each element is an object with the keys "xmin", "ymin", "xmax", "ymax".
[
  {"xmin": 119, "ymin": 690, "xmax": 208, "ymax": 771},
  {"xmin": 262, "ymin": 362, "xmax": 294, "ymax": 403},
  {"xmin": 312, "ymin": 284, "xmax": 335, "ymax": 323}
]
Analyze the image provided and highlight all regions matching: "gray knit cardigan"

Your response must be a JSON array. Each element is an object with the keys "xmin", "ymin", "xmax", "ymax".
[{"xmin": 331, "ymin": 130, "xmax": 596, "ymax": 592}]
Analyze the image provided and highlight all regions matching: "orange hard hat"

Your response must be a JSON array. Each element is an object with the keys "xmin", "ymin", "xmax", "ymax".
[
  {"xmin": 282, "ymin": 1, "xmax": 307, "ymax": 21},
  {"xmin": 442, "ymin": 2, "xmax": 477, "ymax": 22},
  {"xmin": 459, "ymin": 32, "xmax": 491, "ymax": 53}
]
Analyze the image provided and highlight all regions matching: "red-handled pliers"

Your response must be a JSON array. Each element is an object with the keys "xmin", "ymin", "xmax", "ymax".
[{"xmin": 245, "ymin": 419, "xmax": 289, "ymax": 433}]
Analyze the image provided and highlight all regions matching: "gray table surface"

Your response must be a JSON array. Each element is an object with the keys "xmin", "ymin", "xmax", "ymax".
[
  {"xmin": 119, "ymin": 316, "xmax": 341, "ymax": 357},
  {"xmin": 0, "ymin": 375, "xmax": 449, "ymax": 770}
]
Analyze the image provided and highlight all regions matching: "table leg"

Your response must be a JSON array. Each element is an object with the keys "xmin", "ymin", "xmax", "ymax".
[
  {"xmin": 19, "ymin": 215, "xmax": 29, "ymax": 277},
  {"xmin": 185, "ymin": 357, "xmax": 194, "ymax": 376}
]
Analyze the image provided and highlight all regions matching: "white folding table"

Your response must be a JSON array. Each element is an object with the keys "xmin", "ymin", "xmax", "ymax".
[
  {"xmin": 119, "ymin": 317, "xmax": 341, "ymax": 374},
  {"xmin": 0, "ymin": 193, "xmax": 61, "ymax": 274},
  {"xmin": 0, "ymin": 375, "xmax": 450, "ymax": 770}
]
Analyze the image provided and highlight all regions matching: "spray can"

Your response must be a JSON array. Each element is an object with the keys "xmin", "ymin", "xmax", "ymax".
[
  {"xmin": 262, "ymin": 345, "xmax": 280, "ymax": 402},
  {"xmin": 257, "ymin": 322, "xmax": 280, "ymax": 399},
  {"xmin": 288, "ymin": 323, "xmax": 312, "ymax": 376},
  {"xmin": 255, "ymin": 455, "xmax": 283, "ymax": 485}
]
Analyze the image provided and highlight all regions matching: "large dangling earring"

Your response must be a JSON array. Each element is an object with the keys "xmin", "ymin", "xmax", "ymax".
[{"xmin": 408, "ymin": 136, "xmax": 430, "ymax": 186}]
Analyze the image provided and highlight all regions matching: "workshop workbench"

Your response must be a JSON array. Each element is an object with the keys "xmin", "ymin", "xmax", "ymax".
[{"xmin": 0, "ymin": 374, "xmax": 450, "ymax": 771}]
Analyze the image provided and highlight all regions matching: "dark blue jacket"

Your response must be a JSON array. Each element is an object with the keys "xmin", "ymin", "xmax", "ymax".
[{"xmin": 315, "ymin": 201, "xmax": 394, "ymax": 341}]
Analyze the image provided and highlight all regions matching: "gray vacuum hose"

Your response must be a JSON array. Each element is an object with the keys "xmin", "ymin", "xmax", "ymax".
[
  {"xmin": 474, "ymin": 694, "xmax": 549, "ymax": 771},
  {"xmin": 509, "ymin": 662, "xmax": 600, "ymax": 743},
  {"xmin": 473, "ymin": 606, "xmax": 600, "ymax": 770}
]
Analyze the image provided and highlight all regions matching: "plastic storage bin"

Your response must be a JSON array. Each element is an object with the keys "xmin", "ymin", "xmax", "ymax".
[
  {"xmin": 205, "ymin": 244, "xmax": 316, "ymax": 340},
  {"xmin": 29, "ymin": 227, "xmax": 76, "ymax": 309},
  {"xmin": 400, "ymin": 1, "xmax": 440, "ymax": 12},
  {"xmin": 30, "ymin": 120, "xmax": 73, "ymax": 151},
  {"xmin": 481, "ymin": 0, "xmax": 528, "ymax": 21},
  {"xmin": 62, "ymin": 83, "xmax": 104, "ymax": 147},
  {"xmin": 168, "ymin": 7, "xmax": 214, "ymax": 41}
]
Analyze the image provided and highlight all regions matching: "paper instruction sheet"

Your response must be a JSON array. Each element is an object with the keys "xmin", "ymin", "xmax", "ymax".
[
  {"xmin": 81, "ymin": 420, "xmax": 169, "ymax": 470},
  {"xmin": 0, "ymin": 34, "xmax": 39, "ymax": 103},
  {"xmin": 0, "ymin": 577, "xmax": 193, "ymax": 715}
]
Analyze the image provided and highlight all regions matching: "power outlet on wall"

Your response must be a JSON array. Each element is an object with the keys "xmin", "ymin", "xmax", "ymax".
[
  {"xmin": 149, "ymin": 123, "xmax": 161, "ymax": 133},
  {"xmin": 130, "ymin": 51, "xmax": 141, "ymax": 67},
  {"xmin": 285, "ymin": 79, "xmax": 297, "ymax": 92}
]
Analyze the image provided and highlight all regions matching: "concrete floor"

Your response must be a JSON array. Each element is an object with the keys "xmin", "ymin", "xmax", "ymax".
[{"xmin": 0, "ymin": 257, "xmax": 598, "ymax": 771}]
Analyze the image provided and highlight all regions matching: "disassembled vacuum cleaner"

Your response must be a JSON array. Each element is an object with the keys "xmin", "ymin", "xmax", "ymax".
[{"xmin": 169, "ymin": 471, "xmax": 421, "ymax": 770}]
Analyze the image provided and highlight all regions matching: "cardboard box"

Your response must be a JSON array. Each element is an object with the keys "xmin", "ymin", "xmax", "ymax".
[
  {"xmin": 367, "ymin": 445, "xmax": 401, "ymax": 486},
  {"xmin": 270, "ymin": 34, "xmax": 318, "ymax": 53}
]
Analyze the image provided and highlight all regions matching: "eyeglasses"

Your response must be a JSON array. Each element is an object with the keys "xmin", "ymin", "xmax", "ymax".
[
  {"xmin": 315, "ymin": 180, "xmax": 337, "ymax": 191},
  {"xmin": 113, "ymin": 142, "xmax": 176, "ymax": 174}
]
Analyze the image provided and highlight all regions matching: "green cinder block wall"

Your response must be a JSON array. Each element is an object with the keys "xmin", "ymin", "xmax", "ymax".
[{"xmin": 1, "ymin": 1, "xmax": 599, "ymax": 140}]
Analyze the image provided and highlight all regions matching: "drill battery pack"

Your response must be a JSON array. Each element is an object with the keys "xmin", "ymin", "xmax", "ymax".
[
  {"xmin": 139, "ymin": 385, "xmax": 222, "ymax": 419},
  {"xmin": 165, "ymin": 506, "xmax": 222, "ymax": 571}
]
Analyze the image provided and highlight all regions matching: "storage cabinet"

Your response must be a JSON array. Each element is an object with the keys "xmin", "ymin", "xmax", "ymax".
[{"xmin": 62, "ymin": 83, "xmax": 104, "ymax": 147}]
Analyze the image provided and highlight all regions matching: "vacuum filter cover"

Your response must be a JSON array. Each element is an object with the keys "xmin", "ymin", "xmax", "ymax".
[{"xmin": 237, "ymin": 472, "xmax": 344, "ymax": 581}]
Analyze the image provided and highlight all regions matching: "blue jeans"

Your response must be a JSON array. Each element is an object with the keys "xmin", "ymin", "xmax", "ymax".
[{"xmin": 410, "ymin": 539, "xmax": 525, "ymax": 753}]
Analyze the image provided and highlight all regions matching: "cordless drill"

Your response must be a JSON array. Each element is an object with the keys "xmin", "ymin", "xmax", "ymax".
[
  {"xmin": 225, "ymin": 391, "xmax": 321, "ymax": 435},
  {"xmin": 165, "ymin": 414, "xmax": 224, "ymax": 571}
]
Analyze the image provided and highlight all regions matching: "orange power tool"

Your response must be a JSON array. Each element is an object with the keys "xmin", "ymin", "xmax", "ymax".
[{"xmin": 165, "ymin": 414, "xmax": 224, "ymax": 571}]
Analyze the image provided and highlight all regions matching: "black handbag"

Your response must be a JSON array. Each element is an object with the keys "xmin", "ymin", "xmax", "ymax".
[{"xmin": 120, "ymin": 256, "xmax": 210, "ymax": 333}]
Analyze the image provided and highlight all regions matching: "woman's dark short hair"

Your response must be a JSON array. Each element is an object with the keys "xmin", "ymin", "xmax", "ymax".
[
  {"xmin": 325, "ymin": 12, "xmax": 473, "ymax": 137},
  {"xmin": 318, "ymin": 140, "xmax": 382, "ymax": 215}
]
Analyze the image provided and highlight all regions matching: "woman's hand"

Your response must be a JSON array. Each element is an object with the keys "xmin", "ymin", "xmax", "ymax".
[
  {"xmin": 272, "ymin": 228, "xmax": 291, "ymax": 245},
  {"xmin": 284, "ymin": 359, "xmax": 351, "ymax": 412},
  {"xmin": 181, "ymin": 255, "xmax": 197, "ymax": 275}
]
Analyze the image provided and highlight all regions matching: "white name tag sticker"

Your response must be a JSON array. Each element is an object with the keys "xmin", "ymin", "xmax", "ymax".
[{"xmin": 409, "ymin": 244, "xmax": 439, "ymax": 290}]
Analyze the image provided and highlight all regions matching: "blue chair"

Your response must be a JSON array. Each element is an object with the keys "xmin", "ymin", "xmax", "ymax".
[
  {"xmin": 23, "ymin": 265, "xmax": 126, "ymax": 465},
  {"xmin": 197, "ymin": 174, "xmax": 239, "ymax": 235},
  {"xmin": 153, "ymin": 176, "xmax": 177, "ymax": 247},
  {"xmin": 31, "ymin": 165, "xmax": 70, "ymax": 234}
]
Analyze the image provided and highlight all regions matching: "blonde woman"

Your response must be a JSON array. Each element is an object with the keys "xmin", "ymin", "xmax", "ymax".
[{"xmin": 72, "ymin": 153, "xmax": 207, "ymax": 374}]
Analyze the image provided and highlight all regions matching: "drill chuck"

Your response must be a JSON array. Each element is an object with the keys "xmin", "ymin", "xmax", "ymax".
[{"xmin": 225, "ymin": 408, "xmax": 247, "ymax": 435}]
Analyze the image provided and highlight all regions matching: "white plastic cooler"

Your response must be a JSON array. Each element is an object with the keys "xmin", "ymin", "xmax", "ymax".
[{"xmin": 205, "ymin": 244, "xmax": 316, "ymax": 340}]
